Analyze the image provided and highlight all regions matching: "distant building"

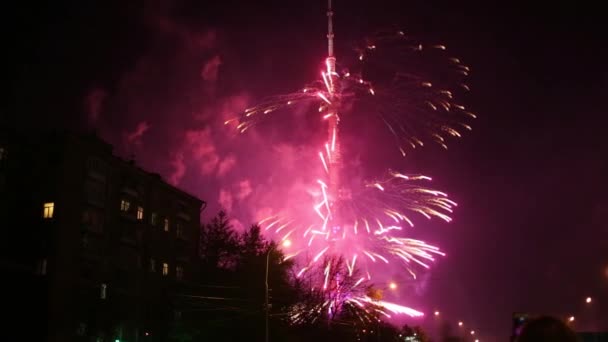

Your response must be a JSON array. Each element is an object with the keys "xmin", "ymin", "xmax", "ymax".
[{"xmin": 0, "ymin": 130, "xmax": 205, "ymax": 341}]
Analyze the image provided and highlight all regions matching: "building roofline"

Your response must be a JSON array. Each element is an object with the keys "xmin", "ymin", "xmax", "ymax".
[
  {"xmin": 60, "ymin": 130, "xmax": 206, "ymax": 209},
  {"xmin": 114, "ymin": 156, "xmax": 205, "ymax": 207}
]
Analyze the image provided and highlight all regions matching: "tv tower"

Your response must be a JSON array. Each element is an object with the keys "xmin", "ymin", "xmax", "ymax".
[{"xmin": 325, "ymin": 0, "xmax": 343, "ymax": 232}]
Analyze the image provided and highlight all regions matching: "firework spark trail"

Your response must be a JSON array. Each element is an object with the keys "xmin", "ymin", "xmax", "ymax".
[
  {"xmin": 288, "ymin": 256, "xmax": 424, "ymax": 326},
  {"xmin": 228, "ymin": 2, "xmax": 464, "ymax": 277},
  {"xmin": 230, "ymin": 0, "xmax": 473, "ymax": 319},
  {"xmin": 265, "ymin": 171, "xmax": 451, "ymax": 280},
  {"xmin": 226, "ymin": 30, "xmax": 475, "ymax": 155}
]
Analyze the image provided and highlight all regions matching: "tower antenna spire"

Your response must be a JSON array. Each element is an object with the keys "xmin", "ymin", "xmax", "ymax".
[{"xmin": 327, "ymin": 0, "xmax": 334, "ymax": 57}]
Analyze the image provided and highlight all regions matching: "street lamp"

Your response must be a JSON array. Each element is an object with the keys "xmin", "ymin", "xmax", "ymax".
[
  {"xmin": 265, "ymin": 247, "xmax": 273, "ymax": 342},
  {"xmin": 389, "ymin": 282, "xmax": 397, "ymax": 290},
  {"xmin": 470, "ymin": 330, "xmax": 475, "ymax": 335},
  {"xmin": 568, "ymin": 316, "xmax": 575, "ymax": 323},
  {"xmin": 434, "ymin": 310, "xmax": 440, "ymax": 316},
  {"xmin": 586, "ymin": 297, "xmax": 592, "ymax": 304},
  {"xmin": 282, "ymin": 239, "xmax": 292, "ymax": 248},
  {"xmin": 458, "ymin": 321, "xmax": 463, "ymax": 327}
]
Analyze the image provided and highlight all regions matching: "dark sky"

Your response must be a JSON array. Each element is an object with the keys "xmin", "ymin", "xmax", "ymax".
[{"xmin": 5, "ymin": 1, "xmax": 608, "ymax": 340}]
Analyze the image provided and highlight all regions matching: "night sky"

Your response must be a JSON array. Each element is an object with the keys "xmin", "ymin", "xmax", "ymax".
[{"xmin": 4, "ymin": 1, "xmax": 608, "ymax": 340}]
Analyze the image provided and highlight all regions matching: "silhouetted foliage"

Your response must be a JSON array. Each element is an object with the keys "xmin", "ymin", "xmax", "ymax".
[
  {"xmin": 199, "ymin": 211, "xmax": 238, "ymax": 270},
  {"xmin": 172, "ymin": 211, "xmax": 404, "ymax": 341},
  {"xmin": 400, "ymin": 324, "xmax": 431, "ymax": 342}
]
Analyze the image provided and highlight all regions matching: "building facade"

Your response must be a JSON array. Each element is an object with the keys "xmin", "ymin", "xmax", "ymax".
[{"xmin": 0, "ymin": 131, "xmax": 205, "ymax": 341}]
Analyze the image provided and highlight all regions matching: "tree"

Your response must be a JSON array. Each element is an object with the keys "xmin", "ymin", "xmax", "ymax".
[
  {"xmin": 174, "ymin": 215, "xmax": 299, "ymax": 341},
  {"xmin": 174, "ymin": 212, "xmax": 407, "ymax": 341},
  {"xmin": 199, "ymin": 211, "xmax": 239, "ymax": 270},
  {"xmin": 286, "ymin": 255, "xmax": 383, "ymax": 340},
  {"xmin": 239, "ymin": 224, "xmax": 267, "ymax": 256},
  {"xmin": 400, "ymin": 325, "xmax": 431, "ymax": 342}
]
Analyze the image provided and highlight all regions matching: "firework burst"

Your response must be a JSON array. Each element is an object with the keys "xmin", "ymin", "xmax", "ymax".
[
  {"xmin": 288, "ymin": 256, "xmax": 423, "ymax": 327},
  {"xmin": 231, "ymin": 0, "xmax": 473, "ymax": 318},
  {"xmin": 227, "ymin": 29, "xmax": 474, "ymax": 155},
  {"xmin": 266, "ymin": 171, "xmax": 452, "ymax": 280}
]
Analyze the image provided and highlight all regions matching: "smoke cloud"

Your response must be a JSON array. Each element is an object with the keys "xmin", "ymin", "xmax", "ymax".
[{"xmin": 87, "ymin": 1, "xmax": 322, "ymax": 230}]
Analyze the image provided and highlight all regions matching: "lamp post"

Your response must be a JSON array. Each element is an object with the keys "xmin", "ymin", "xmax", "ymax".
[
  {"xmin": 265, "ymin": 239, "xmax": 291, "ymax": 342},
  {"xmin": 265, "ymin": 248, "xmax": 271, "ymax": 342},
  {"xmin": 374, "ymin": 282, "xmax": 399, "ymax": 341}
]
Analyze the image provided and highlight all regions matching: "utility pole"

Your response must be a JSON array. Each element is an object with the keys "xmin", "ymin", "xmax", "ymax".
[{"xmin": 265, "ymin": 248, "xmax": 271, "ymax": 342}]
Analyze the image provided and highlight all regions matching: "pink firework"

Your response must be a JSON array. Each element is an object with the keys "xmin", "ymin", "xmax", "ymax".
[
  {"xmin": 265, "ymin": 171, "xmax": 452, "ymax": 280},
  {"xmin": 288, "ymin": 256, "xmax": 424, "ymax": 325},
  {"xmin": 230, "ymin": 0, "xmax": 472, "ymax": 314}
]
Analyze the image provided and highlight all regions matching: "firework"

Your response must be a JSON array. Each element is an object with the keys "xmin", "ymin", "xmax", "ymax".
[
  {"xmin": 288, "ymin": 256, "xmax": 423, "ymax": 327},
  {"xmin": 232, "ymin": 0, "xmax": 472, "ymax": 319},
  {"xmin": 271, "ymin": 171, "xmax": 450, "ymax": 280},
  {"xmin": 227, "ymin": 30, "xmax": 474, "ymax": 155}
]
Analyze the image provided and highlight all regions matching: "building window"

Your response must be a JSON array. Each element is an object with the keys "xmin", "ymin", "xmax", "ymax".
[
  {"xmin": 77, "ymin": 322, "xmax": 87, "ymax": 336},
  {"xmin": 162, "ymin": 263, "xmax": 169, "ymax": 276},
  {"xmin": 120, "ymin": 199, "xmax": 130, "ymax": 212},
  {"xmin": 137, "ymin": 206, "xmax": 144, "ymax": 220},
  {"xmin": 86, "ymin": 157, "xmax": 107, "ymax": 183},
  {"xmin": 84, "ymin": 179, "xmax": 106, "ymax": 206},
  {"xmin": 82, "ymin": 208, "xmax": 104, "ymax": 233},
  {"xmin": 176, "ymin": 265, "xmax": 183, "ymax": 280},
  {"xmin": 36, "ymin": 258, "xmax": 47, "ymax": 275},
  {"xmin": 81, "ymin": 234, "xmax": 89, "ymax": 248},
  {"xmin": 100, "ymin": 283, "xmax": 107, "ymax": 300},
  {"xmin": 164, "ymin": 218, "xmax": 169, "ymax": 232},
  {"xmin": 43, "ymin": 202, "xmax": 55, "ymax": 219},
  {"xmin": 149, "ymin": 258, "xmax": 156, "ymax": 272},
  {"xmin": 151, "ymin": 212, "xmax": 158, "ymax": 226},
  {"xmin": 176, "ymin": 223, "xmax": 183, "ymax": 239}
]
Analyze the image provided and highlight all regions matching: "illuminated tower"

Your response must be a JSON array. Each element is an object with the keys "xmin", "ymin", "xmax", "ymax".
[{"xmin": 325, "ymin": 0, "xmax": 342, "ymax": 229}]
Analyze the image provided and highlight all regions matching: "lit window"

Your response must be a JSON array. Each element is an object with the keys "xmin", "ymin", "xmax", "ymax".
[
  {"xmin": 164, "ymin": 218, "xmax": 169, "ymax": 232},
  {"xmin": 100, "ymin": 283, "xmax": 107, "ymax": 300},
  {"xmin": 162, "ymin": 263, "xmax": 169, "ymax": 276},
  {"xmin": 43, "ymin": 202, "xmax": 55, "ymax": 219},
  {"xmin": 120, "ymin": 199, "xmax": 130, "ymax": 212},
  {"xmin": 149, "ymin": 258, "xmax": 156, "ymax": 272},
  {"xmin": 151, "ymin": 213, "xmax": 158, "ymax": 226},
  {"xmin": 137, "ymin": 206, "xmax": 144, "ymax": 220},
  {"xmin": 176, "ymin": 265, "xmax": 183, "ymax": 280}
]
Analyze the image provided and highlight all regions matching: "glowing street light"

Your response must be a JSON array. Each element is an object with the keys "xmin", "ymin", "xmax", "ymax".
[
  {"xmin": 434, "ymin": 310, "xmax": 440, "ymax": 316},
  {"xmin": 470, "ymin": 330, "xmax": 475, "ymax": 335},
  {"xmin": 568, "ymin": 316, "xmax": 575, "ymax": 323},
  {"xmin": 282, "ymin": 239, "xmax": 292, "ymax": 248},
  {"xmin": 389, "ymin": 282, "xmax": 397, "ymax": 290},
  {"xmin": 458, "ymin": 321, "xmax": 463, "ymax": 327},
  {"xmin": 586, "ymin": 297, "xmax": 592, "ymax": 304}
]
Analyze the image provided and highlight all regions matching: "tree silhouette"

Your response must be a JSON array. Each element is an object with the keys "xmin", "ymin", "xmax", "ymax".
[
  {"xmin": 199, "ymin": 211, "xmax": 238, "ymax": 270},
  {"xmin": 172, "ymin": 212, "xmax": 406, "ymax": 341}
]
